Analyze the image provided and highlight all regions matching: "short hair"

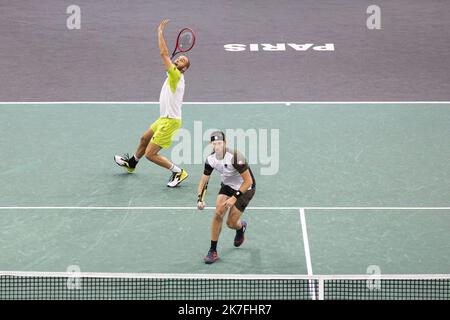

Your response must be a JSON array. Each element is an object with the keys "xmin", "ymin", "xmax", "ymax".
[{"xmin": 184, "ymin": 57, "xmax": 190, "ymax": 71}]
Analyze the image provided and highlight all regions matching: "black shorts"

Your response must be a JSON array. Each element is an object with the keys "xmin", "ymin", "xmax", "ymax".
[{"xmin": 218, "ymin": 183, "xmax": 256, "ymax": 212}]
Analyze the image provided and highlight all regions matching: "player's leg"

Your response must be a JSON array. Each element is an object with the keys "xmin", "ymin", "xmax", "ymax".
[
  {"xmin": 114, "ymin": 126, "xmax": 154, "ymax": 173},
  {"xmin": 228, "ymin": 206, "xmax": 247, "ymax": 247},
  {"xmin": 211, "ymin": 194, "xmax": 229, "ymax": 244},
  {"xmin": 228, "ymin": 188, "xmax": 256, "ymax": 247},
  {"xmin": 145, "ymin": 142, "xmax": 189, "ymax": 186},
  {"xmin": 204, "ymin": 194, "xmax": 229, "ymax": 264},
  {"xmin": 226, "ymin": 207, "xmax": 244, "ymax": 230},
  {"xmin": 145, "ymin": 142, "xmax": 171, "ymax": 168},
  {"xmin": 147, "ymin": 118, "xmax": 188, "ymax": 187},
  {"xmin": 135, "ymin": 128, "xmax": 154, "ymax": 159}
]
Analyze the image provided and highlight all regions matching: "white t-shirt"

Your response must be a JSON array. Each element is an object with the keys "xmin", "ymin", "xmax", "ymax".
[
  {"xmin": 204, "ymin": 149, "xmax": 255, "ymax": 191},
  {"xmin": 159, "ymin": 64, "xmax": 185, "ymax": 119}
]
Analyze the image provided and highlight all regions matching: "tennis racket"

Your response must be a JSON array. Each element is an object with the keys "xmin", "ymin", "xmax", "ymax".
[{"xmin": 171, "ymin": 28, "xmax": 196, "ymax": 59}]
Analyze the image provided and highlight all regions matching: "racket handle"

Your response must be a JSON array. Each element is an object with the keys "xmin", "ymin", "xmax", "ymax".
[{"xmin": 171, "ymin": 49, "xmax": 177, "ymax": 59}]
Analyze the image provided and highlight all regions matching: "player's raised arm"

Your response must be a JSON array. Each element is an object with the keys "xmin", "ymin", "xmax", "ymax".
[{"xmin": 157, "ymin": 19, "xmax": 172, "ymax": 70}]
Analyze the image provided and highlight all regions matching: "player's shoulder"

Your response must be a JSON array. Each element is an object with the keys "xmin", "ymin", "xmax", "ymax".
[
  {"xmin": 206, "ymin": 151, "xmax": 216, "ymax": 165},
  {"xmin": 167, "ymin": 63, "xmax": 181, "ymax": 75},
  {"xmin": 228, "ymin": 148, "xmax": 246, "ymax": 164}
]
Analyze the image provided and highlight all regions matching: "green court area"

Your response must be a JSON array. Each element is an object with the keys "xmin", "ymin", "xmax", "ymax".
[{"xmin": 0, "ymin": 103, "xmax": 449, "ymax": 277}]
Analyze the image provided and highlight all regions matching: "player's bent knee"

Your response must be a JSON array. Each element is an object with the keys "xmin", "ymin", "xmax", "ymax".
[{"xmin": 145, "ymin": 152, "xmax": 157, "ymax": 162}]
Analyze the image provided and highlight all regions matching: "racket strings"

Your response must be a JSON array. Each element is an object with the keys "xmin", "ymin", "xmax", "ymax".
[{"xmin": 178, "ymin": 31, "xmax": 194, "ymax": 51}]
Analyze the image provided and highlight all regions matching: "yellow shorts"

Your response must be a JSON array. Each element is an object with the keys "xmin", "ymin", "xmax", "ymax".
[{"xmin": 150, "ymin": 117, "xmax": 182, "ymax": 149}]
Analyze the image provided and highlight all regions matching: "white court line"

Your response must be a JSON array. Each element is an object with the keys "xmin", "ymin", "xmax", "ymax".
[
  {"xmin": 299, "ymin": 208, "xmax": 316, "ymax": 300},
  {"xmin": 0, "ymin": 206, "xmax": 449, "ymax": 210},
  {"xmin": 299, "ymin": 209, "xmax": 314, "ymax": 275},
  {"xmin": 0, "ymin": 101, "xmax": 450, "ymax": 105}
]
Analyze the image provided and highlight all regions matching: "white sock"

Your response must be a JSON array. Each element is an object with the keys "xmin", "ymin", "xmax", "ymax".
[
  {"xmin": 170, "ymin": 164, "xmax": 182, "ymax": 173},
  {"xmin": 133, "ymin": 154, "xmax": 140, "ymax": 161}
]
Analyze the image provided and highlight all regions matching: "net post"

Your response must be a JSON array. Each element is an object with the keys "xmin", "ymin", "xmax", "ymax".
[{"xmin": 318, "ymin": 277, "xmax": 324, "ymax": 300}]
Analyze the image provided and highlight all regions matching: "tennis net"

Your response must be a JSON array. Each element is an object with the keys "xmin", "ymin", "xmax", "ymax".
[{"xmin": 1, "ymin": 272, "xmax": 449, "ymax": 300}]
